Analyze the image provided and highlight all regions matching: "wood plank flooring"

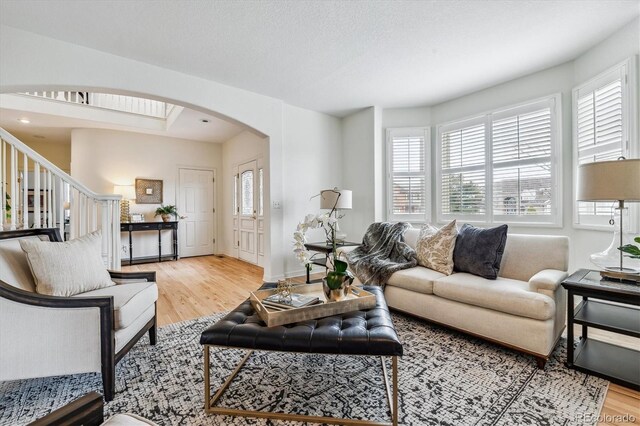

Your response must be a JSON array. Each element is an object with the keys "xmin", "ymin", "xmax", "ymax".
[{"xmin": 123, "ymin": 255, "xmax": 639, "ymax": 425}]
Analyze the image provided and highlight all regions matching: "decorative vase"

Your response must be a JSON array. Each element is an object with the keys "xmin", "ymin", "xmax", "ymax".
[
  {"xmin": 322, "ymin": 277, "xmax": 351, "ymax": 302},
  {"xmin": 590, "ymin": 209, "xmax": 640, "ymax": 273},
  {"xmin": 161, "ymin": 214, "xmax": 170, "ymax": 222}
]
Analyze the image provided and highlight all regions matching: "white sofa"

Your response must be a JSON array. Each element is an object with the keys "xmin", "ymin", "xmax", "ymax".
[{"xmin": 344, "ymin": 227, "xmax": 569, "ymax": 367}]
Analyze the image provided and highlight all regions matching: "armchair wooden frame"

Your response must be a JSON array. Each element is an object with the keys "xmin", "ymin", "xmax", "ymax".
[{"xmin": 0, "ymin": 228, "xmax": 157, "ymax": 401}]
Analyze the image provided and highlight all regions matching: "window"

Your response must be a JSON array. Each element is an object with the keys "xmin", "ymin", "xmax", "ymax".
[
  {"xmin": 386, "ymin": 127, "xmax": 430, "ymax": 222},
  {"xmin": 573, "ymin": 58, "xmax": 638, "ymax": 229},
  {"xmin": 258, "ymin": 168, "xmax": 264, "ymax": 216},
  {"xmin": 437, "ymin": 95, "xmax": 561, "ymax": 226},
  {"xmin": 233, "ymin": 174, "xmax": 238, "ymax": 214},
  {"xmin": 241, "ymin": 170, "xmax": 253, "ymax": 215}
]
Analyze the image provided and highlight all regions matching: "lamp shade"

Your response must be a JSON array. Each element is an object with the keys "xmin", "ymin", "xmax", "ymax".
[
  {"xmin": 320, "ymin": 188, "xmax": 352, "ymax": 210},
  {"xmin": 113, "ymin": 185, "xmax": 136, "ymax": 200},
  {"xmin": 577, "ymin": 159, "xmax": 640, "ymax": 202}
]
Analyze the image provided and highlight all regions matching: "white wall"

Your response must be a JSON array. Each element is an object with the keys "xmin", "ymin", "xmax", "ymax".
[
  {"xmin": 341, "ymin": 107, "xmax": 381, "ymax": 241},
  {"xmin": 71, "ymin": 128, "xmax": 222, "ymax": 258},
  {"xmin": 281, "ymin": 104, "xmax": 343, "ymax": 277},
  {"xmin": 221, "ymin": 130, "xmax": 268, "ymax": 258}
]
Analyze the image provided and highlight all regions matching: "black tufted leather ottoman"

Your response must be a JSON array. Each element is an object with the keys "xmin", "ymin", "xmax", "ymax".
[{"xmin": 200, "ymin": 285, "xmax": 402, "ymax": 425}]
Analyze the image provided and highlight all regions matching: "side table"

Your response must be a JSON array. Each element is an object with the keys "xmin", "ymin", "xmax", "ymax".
[
  {"xmin": 561, "ymin": 269, "xmax": 640, "ymax": 390},
  {"xmin": 303, "ymin": 241, "xmax": 360, "ymax": 283}
]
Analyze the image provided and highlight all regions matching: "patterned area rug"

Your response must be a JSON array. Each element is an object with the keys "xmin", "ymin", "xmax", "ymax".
[{"xmin": 0, "ymin": 312, "xmax": 607, "ymax": 425}]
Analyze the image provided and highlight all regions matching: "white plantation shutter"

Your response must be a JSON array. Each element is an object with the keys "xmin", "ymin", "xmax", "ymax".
[
  {"xmin": 492, "ymin": 105, "xmax": 554, "ymax": 219},
  {"xmin": 440, "ymin": 123, "xmax": 486, "ymax": 217},
  {"xmin": 387, "ymin": 128, "xmax": 430, "ymax": 221},
  {"xmin": 573, "ymin": 60, "xmax": 635, "ymax": 228},
  {"xmin": 437, "ymin": 95, "xmax": 561, "ymax": 225}
]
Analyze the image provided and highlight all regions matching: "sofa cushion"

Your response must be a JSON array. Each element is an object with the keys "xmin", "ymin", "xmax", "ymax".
[
  {"xmin": 103, "ymin": 413, "xmax": 158, "ymax": 425},
  {"xmin": 416, "ymin": 220, "xmax": 457, "ymax": 275},
  {"xmin": 433, "ymin": 273, "xmax": 554, "ymax": 320},
  {"xmin": 74, "ymin": 282, "xmax": 158, "ymax": 330},
  {"xmin": 453, "ymin": 224, "xmax": 508, "ymax": 279},
  {"xmin": 20, "ymin": 231, "xmax": 114, "ymax": 296},
  {"xmin": 386, "ymin": 267, "xmax": 443, "ymax": 294}
]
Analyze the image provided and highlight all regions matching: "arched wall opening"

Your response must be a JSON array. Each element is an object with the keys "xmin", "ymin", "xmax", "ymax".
[{"xmin": 0, "ymin": 25, "xmax": 286, "ymax": 280}]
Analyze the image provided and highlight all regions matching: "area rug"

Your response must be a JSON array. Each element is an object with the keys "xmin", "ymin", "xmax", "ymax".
[{"xmin": 0, "ymin": 312, "xmax": 608, "ymax": 425}]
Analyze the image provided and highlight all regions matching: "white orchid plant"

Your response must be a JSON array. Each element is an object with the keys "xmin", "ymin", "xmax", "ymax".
[
  {"xmin": 293, "ymin": 212, "xmax": 338, "ymax": 266},
  {"xmin": 293, "ymin": 190, "xmax": 354, "ymax": 290}
]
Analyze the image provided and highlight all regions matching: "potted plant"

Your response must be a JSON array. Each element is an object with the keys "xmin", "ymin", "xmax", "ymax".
[
  {"xmin": 293, "ymin": 191, "xmax": 354, "ymax": 302},
  {"xmin": 154, "ymin": 205, "xmax": 178, "ymax": 222}
]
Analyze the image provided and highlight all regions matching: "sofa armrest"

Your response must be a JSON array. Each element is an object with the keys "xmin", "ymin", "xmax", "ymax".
[
  {"xmin": 109, "ymin": 270, "xmax": 156, "ymax": 284},
  {"xmin": 528, "ymin": 269, "xmax": 568, "ymax": 294}
]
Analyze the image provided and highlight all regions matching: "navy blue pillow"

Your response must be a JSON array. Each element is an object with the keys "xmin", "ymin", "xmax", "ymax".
[{"xmin": 453, "ymin": 224, "xmax": 508, "ymax": 280}]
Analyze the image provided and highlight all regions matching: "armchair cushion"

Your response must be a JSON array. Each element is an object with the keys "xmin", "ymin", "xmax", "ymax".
[
  {"xmin": 0, "ymin": 236, "xmax": 44, "ymax": 292},
  {"xmin": 75, "ymin": 282, "xmax": 158, "ymax": 330},
  {"xmin": 20, "ymin": 231, "xmax": 114, "ymax": 297}
]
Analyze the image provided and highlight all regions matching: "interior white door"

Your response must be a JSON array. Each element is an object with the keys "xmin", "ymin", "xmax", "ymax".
[
  {"xmin": 238, "ymin": 160, "xmax": 258, "ymax": 264},
  {"xmin": 178, "ymin": 168, "xmax": 214, "ymax": 257}
]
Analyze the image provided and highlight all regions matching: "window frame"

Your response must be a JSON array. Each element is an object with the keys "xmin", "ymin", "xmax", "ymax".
[
  {"xmin": 572, "ymin": 57, "xmax": 639, "ymax": 231},
  {"xmin": 436, "ymin": 93, "xmax": 563, "ymax": 227},
  {"xmin": 385, "ymin": 127, "xmax": 431, "ymax": 223}
]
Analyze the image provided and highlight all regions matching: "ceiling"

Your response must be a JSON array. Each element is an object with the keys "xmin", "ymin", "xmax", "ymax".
[
  {"xmin": 1, "ymin": 1, "xmax": 639, "ymax": 117},
  {"xmin": 0, "ymin": 101, "xmax": 246, "ymax": 145}
]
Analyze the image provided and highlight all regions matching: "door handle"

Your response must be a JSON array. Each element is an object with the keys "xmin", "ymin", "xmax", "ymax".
[
  {"xmin": 252, "ymin": 215, "xmax": 257, "ymax": 220},
  {"xmin": 179, "ymin": 215, "xmax": 188, "ymax": 219}
]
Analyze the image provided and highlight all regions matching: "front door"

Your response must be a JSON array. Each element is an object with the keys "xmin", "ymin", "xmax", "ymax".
[
  {"xmin": 238, "ymin": 160, "xmax": 258, "ymax": 264},
  {"xmin": 178, "ymin": 168, "xmax": 214, "ymax": 257}
]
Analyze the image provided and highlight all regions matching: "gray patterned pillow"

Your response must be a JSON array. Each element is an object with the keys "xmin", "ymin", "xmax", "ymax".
[
  {"xmin": 453, "ymin": 224, "xmax": 508, "ymax": 279},
  {"xmin": 416, "ymin": 220, "xmax": 458, "ymax": 275}
]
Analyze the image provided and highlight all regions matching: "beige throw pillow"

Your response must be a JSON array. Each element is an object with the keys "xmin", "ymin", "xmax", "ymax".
[
  {"xmin": 20, "ymin": 230, "xmax": 114, "ymax": 297},
  {"xmin": 416, "ymin": 220, "xmax": 458, "ymax": 275}
]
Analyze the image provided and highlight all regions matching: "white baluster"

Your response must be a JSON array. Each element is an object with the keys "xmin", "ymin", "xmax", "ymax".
[
  {"xmin": 10, "ymin": 144, "xmax": 17, "ymax": 230},
  {"xmin": 1, "ymin": 139, "xmax": 5, "ymax": 231},
  {"xmin": 69, "ymin": 189, "xmax": 76, "ymax": 239},
  {"xmin": 47, "ymin": 170, "xmax": 53, "ymax": 228},
  {"xmin": 33, "ymin": 162, "xmax": 41, "ymax": 228},
  {"xmin": 112, "ymin": 200, "xmax": 121, "ymax": 269},
  {"xmin": 23, "ymin": 152, "xmax": 28, "ymax": 229},
  {"xmin": 52, "ymin": 174, "xmax": 57, "ymax": 229},
  {"xmin": 57, "ymin": 176, "xmax": 64, "ymax": 238}
]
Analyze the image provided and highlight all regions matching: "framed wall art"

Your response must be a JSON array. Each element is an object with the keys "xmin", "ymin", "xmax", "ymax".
[
  {"xmin": 135, "ymin": 178, "xmax": 163, "ymax": 204},
  {"xmin": 27, "ymin": 189, "xmax": 48, "ymax": 213}
]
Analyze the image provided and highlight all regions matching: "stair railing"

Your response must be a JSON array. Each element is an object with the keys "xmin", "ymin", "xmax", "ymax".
[{"xmin": 0, "ymin": 127, "xmax": 121, "ymax": 269}]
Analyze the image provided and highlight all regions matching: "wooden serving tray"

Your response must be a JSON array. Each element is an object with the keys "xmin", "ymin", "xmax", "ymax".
[{"xmin": 250, "ymin": 283, "xmax": 377, "ymax": 327}]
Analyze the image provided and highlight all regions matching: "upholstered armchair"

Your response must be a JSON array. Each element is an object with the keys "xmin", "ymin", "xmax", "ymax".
[{"xmin": 0, "ymin": 228, "xmax": 158, "ymax": 401}]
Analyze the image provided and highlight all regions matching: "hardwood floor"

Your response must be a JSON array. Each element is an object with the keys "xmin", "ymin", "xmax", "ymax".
[{"xmin": 123, "ymin": 255, "xmax": 639, "ymax": 425}]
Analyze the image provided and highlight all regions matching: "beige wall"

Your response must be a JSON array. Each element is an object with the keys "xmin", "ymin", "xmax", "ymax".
[
  {"xmin": 24, "ymin": 140, "xmax": 71, "ymax": 172},
  {"xmin": 71, "ymin": 128, "xmax": 222, "ymax": 258}
]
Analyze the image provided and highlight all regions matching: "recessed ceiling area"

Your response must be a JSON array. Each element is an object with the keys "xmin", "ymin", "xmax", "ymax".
[
  {"xmin": 1, "ymin": 0, "xmax": 638, "ymax": 116},
  {"xmin": 0, "ymin": 97, "xmax": 247, "ymax": 146}
]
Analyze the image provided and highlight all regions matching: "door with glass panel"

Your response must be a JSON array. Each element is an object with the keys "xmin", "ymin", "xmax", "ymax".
[{"xmin": 238, "ymin": 160, "xmax": 258, "ymax": 264}]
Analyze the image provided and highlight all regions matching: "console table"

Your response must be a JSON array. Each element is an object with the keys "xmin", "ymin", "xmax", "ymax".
[
  {"xmin": 562, "ymin": 269, "xmax": 640, "ymax": 390},
  {"xmin": 121, "ymin": 221, "xmax": 178, "ymax": 266}
]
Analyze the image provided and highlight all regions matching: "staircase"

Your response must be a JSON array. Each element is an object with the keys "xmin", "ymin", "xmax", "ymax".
[{"xmin": 0, "ymin": 127, "xmax": 121, "ymax": 269}]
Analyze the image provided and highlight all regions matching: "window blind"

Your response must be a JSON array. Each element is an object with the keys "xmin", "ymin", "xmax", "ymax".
[
  {"xmin": 492, "ymin": 108, "xmax": 552, "ymax": 216},
  {"xmin": 440, "ymin": 124, "xmax": 486, "ymax": 215},
  {"xmin": 437, "ymin": 95, "xmax": 560, "ymax": 225},
  {"xmin": 575, "ymin": 77, "xmax": 624, "ymax": 219},
  {"xmin": 387, "ymin": 129, "xmax": 430, "ymax": 221}
]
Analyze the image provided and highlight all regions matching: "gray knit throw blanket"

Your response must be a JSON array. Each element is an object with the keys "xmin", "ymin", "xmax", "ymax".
[{"xmin": 345, "ymin": 222, "xmax": 417, "ymax": 287}]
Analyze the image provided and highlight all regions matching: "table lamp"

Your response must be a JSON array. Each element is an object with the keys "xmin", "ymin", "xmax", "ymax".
[
  {"xmin": 113, "ymin": 185, "xmax": 136, "ymax": 223},
  {"xmin": 320, "ymin": 188, "xmax": 352, "ymax": 243},
  {"xmin": 577, "ymin": 158, "xmax": 640, "ymax": 282}
]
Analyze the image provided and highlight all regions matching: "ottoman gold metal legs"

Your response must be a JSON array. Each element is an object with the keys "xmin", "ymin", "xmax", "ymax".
[{"xmin": 204, "ymin": 345, "xmax": 399, "ymax": 426}]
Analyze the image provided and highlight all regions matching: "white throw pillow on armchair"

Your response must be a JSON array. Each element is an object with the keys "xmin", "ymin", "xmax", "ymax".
[{"xmin": 20, "ymin": 230, "xmax": 115, "ymax": 297}]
